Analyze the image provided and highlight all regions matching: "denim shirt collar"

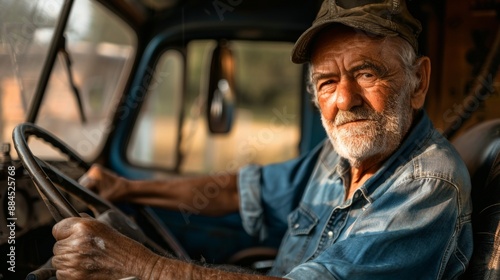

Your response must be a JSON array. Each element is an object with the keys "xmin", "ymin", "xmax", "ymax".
[{"xmin": 320, "ymin": 111, "xmax": 433, "ymax": 200}]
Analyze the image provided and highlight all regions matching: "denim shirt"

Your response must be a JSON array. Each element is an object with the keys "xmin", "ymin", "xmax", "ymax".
[{"xmin": 238, "ymin": 112, "xmax": 472, "ymax": 279}]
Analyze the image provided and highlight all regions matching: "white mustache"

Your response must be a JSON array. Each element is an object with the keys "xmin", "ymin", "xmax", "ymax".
[{"xmin": 334, "ymin": 108, "xmax": 380, "ymax": 126}]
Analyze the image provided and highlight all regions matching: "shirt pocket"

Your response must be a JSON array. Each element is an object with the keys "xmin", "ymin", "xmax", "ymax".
[
  {"xmin": 274, "ymin": 205, "xmax": 319, "ymax": 272},
  {"xmin": 288, "ymin": 205, "xmax": 319, "ymax": 236}
]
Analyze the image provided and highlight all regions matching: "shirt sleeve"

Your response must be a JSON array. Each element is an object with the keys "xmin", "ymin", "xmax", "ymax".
[
  {"xmin": 284, "ymin": 177, "xmax": 471, "ymax": 279},
  {"xmin": 238, "ymin": 140, "xmax": 325, "ymax": 244}
]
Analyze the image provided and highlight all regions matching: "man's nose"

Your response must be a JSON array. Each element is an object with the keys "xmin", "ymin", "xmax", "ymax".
[
  {"xmin": 335, "ymin": 77, "xmax": 363, "ymax": 112},
  {"xmin": 319, "ymin": 77, "xmax": 363, "ymax": 121}
]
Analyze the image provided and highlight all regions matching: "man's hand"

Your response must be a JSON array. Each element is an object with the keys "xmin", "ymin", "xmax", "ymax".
[
  {"xmin": 79, "ymin": 164, "xmax": 129, "ymax": 202},
  {"xmin": 52, "ymin": 216, "xmax": 157, "ymax": 280},
  {"xmin": 52, "ymin": 217, "xmax": 283, "ymax": 279}
]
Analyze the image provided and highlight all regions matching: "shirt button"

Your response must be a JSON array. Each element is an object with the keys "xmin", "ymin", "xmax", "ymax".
[
  {"xmin": 293, "ymin": 223, "xmax": 300, "ymax": 229},
  {"xmin": 328, "ymin": 231, "xmax": 333, "ymax": 239}
]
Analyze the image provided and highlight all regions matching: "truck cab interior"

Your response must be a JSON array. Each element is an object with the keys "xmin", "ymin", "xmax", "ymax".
[{"xmin": 0, "ymin": 0, "xmax": 499, "ymax": 279}]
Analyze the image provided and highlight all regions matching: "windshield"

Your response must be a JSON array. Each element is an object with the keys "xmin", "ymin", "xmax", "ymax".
[
  {"xmin": 0, "ymin": 0, "xmax": 59, "ymax": 150},
  {"xmin": 0, "ymin": 0, "xmax": 135, "ymax": 160}
]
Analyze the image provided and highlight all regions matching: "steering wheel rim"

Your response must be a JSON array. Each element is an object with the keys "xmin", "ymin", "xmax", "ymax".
[
  {"xmin": 13, "ymin": 123, "xmax": 89, "ymax": 220},
  {"xmin": 12, "ymin": 122, "xmax": 190, "ymax": 261}
]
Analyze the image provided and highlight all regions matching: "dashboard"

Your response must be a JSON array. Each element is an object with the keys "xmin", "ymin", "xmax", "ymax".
[{"xmin": 0, "ymin": 160, "xmax": 86, "ymax": 246}]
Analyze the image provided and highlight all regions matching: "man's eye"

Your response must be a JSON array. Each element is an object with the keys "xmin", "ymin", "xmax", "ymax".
[
  {"xmin": 318, "ymin": 80, "xmax": 334, "ymax": 89},
  {"xmin": 357, "ymin": 72, "xmax": 377, "ymax": 82},
  {"xmin": 316, "ymin": 80, "xmax": 336, "ymax": 97}
]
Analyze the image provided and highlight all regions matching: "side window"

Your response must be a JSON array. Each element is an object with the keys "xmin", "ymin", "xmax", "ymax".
[
  {"xmin": 128, "ymin": 51, "xmax": 184, "ymax": 167},
  {"xmin": 128, "ymin": 40, "xmax": 302, "ymax": 174}
]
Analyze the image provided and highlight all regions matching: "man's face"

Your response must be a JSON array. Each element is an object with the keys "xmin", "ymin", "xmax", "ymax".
[{"xmin": 310, "ymin": 27, "xmax": 415, "ymax": 168}]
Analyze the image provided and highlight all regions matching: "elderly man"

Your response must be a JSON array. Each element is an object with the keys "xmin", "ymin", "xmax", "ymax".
[{"xmin": 52, "ymin": 0, "xmax": 472, "ymax": 279}]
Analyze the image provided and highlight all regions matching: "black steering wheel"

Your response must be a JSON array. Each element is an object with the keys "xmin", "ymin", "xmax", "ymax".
[{"xmin": 12, "ymin": 123, "xmax": 189, "ymax": 277}]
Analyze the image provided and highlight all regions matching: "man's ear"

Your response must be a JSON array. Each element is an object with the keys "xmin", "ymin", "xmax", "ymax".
[{"xmin": 411, "ymin": 56, "xmax": 431, "ymax": 110}]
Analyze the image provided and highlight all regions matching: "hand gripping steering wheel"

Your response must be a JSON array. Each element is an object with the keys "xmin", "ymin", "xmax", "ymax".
[{"xmin": 12, "ymin": 123, "xmax": 189, "ymax": 279}]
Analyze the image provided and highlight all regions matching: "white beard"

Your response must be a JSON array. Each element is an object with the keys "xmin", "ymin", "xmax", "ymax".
[{"xmin": 322, "ymin": 88, "xmax": 413, "ymax": 168}]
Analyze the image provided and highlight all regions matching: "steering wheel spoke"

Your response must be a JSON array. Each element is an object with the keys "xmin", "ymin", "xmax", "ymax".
[{"xmin": 37, "ymin": 157, "xmax": 112, "ymax": 215}]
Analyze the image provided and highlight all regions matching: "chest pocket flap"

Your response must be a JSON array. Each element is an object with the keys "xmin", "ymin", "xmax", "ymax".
[{"xmin": 288, "ymin": 205, "xmax": 319, "ymax": 236}]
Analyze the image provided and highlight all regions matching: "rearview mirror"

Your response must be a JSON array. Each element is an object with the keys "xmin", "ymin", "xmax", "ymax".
[{"xmin": 206, "ymin": 40, "xmax": 236, "ymax": 134}]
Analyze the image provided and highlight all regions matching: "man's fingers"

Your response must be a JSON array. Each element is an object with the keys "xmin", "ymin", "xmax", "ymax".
[
  {"xmin": 52, "ymin": 252, "xmax": 91, "ymax": 279},
  {"xmin": 52, "ymin": 217, "xmax": 76, "ymax": 240},
  {"xmin": 52, "ymin": 217, "xmax": 93, "ymax": 241},
  {"xmin": 78, "ymin": 173, "xmax": 96, "ymax": 189},
  {"xmin": 78, "ymin": 164, "xmax": 104, "ymax": 190},
  {"xmin": 78, "ymin": 164, "xmax": 123, "ymax": 201}
]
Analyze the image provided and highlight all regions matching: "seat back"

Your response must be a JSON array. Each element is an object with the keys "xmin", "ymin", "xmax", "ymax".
[{"xmin": 452, "ymin": 119, "xmax": 500, "ymax": 280}]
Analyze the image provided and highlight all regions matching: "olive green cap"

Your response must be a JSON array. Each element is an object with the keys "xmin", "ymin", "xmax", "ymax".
[{"xmin": 292, "ymin": 0, "xmax": 422, "ymax": 63}]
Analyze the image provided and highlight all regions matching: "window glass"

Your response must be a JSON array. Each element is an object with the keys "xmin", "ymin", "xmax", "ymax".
[
  {"xmin": 129, "ymin": 40, "xmax": 302, "ymax": 174},
  {"xmin": 34, "ymin": 0, "xmax": 135, "ymax": 160},
  {"xmin": 181, "ymin": 40, "xmax": 302, "ymax": 173},
  {"xmin": 0, "ymin": 0, "xmax": 63, "ymax": 158},
  {"xmin": 128, "ymin": 51, "xmax": 184, "ymax": 167}
]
